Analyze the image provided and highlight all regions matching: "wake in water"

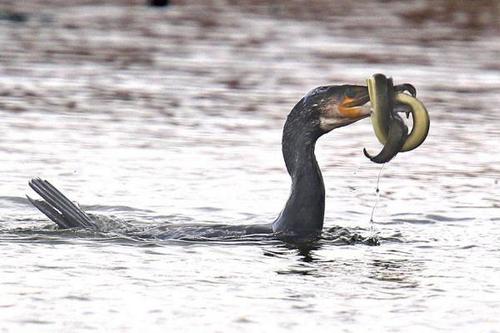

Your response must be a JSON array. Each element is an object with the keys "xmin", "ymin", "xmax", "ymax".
[
  {"xmin": 2, "ymin": 221, "xmax": 382, "ymax": 247},
  {"xmin": 1, "ymin": 196, "xmax": 381, "ymax": 247}
]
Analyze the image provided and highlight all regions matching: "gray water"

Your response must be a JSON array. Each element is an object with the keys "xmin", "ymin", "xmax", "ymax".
[{"xmin": 1, "ymin": 1, "xmax": 499, "ymax": 332}]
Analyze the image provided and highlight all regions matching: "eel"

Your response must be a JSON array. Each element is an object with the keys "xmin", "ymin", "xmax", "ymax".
[
  {"xmin": 364, "ymin": 73, "xmax": 430, "ymax": 163},
  {"xmin": 397, "ymin": 92, "xmax": 430, "ymax": 152},
  {"xmin": 363, "ymin": 115, "xmax": 408, "ymax": 163}
]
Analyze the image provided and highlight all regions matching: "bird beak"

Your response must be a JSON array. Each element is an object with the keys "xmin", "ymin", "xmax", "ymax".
[{"xmin": 338, "ymin": 86, "xmax": 371, "ymax": 119}]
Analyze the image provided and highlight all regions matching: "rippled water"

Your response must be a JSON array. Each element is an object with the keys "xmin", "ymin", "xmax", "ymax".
[{"xmin": 1, "ymin": 1, "xmax": 499, "ymax": 332}]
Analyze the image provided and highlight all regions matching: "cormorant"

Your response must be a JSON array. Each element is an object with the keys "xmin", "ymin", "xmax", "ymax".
[{"xmin": 28, "ymin": 85, "xmax": 375, "ymax": 242}]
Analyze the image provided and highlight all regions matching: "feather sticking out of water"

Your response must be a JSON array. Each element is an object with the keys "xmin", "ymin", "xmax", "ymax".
[{"xmin": 28, "ymin": 178, "xmax": 95, "ymax": 229}]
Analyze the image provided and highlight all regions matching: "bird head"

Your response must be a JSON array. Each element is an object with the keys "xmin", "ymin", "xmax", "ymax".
[{"xmin": 299, "ymin": 85, "xmax": 372, "ymax": 133}]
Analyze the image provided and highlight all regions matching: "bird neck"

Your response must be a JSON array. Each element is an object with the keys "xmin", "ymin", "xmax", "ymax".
[{"xmin": 273, "ymin": 111, "xmax": 325, "ymax": 240}]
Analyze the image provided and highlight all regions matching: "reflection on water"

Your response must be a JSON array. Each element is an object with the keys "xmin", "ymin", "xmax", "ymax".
[{"xmin": 1, "ymin": 0, "xmax": 500, "ymax": 332}]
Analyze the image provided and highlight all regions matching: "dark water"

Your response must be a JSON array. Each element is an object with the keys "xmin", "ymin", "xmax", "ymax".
[{"xmin": 0, "ymin": 1, "xmax": 499, "ymax": 331}]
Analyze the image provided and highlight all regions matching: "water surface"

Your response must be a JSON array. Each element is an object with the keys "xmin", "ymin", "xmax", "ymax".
[{"xmin": 0, "ymin": 1, "xmax": 499, "ymax": 332}]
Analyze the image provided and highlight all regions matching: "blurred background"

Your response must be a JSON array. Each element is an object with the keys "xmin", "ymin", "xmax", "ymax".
[
  {"xmin": 0, "ymin": 1, "xmax": 499, "ymax": 332},
  {"xmin": 0, "ymin": 0, "xmax": 498, "ymax": 217}
]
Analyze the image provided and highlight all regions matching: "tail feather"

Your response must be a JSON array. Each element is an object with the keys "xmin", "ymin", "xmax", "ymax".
[
  {"xmin": 26, "ymin": 195, "xmax": 71, "ymax": 228},
  {"xmin": 33, "ymin": 179, "xmax": 93, "ymax": 227},
  {"xmin": 28, "ymin": 178, "xmax": 95, "ymax": 229}
]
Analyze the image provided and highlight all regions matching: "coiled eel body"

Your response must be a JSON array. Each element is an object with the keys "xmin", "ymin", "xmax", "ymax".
[{"xmin": 364, "ymin": 74, "xmax": 430, "ymax": 163}]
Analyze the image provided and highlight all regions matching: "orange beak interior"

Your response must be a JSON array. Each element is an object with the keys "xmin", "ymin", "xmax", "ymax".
[{"xmin": 338, "ymin": 96, "xmax": 370, "ymax": 119}]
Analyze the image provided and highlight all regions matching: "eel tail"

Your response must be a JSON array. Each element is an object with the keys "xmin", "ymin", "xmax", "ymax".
[{"xmin": 27, "ymin": 178, "xmax": 96, "ymax": 229}]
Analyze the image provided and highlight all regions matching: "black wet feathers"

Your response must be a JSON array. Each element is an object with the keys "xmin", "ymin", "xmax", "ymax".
[{"xmin": 27, "ymin": 178, "xmax": 95, "ymax": 229}]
